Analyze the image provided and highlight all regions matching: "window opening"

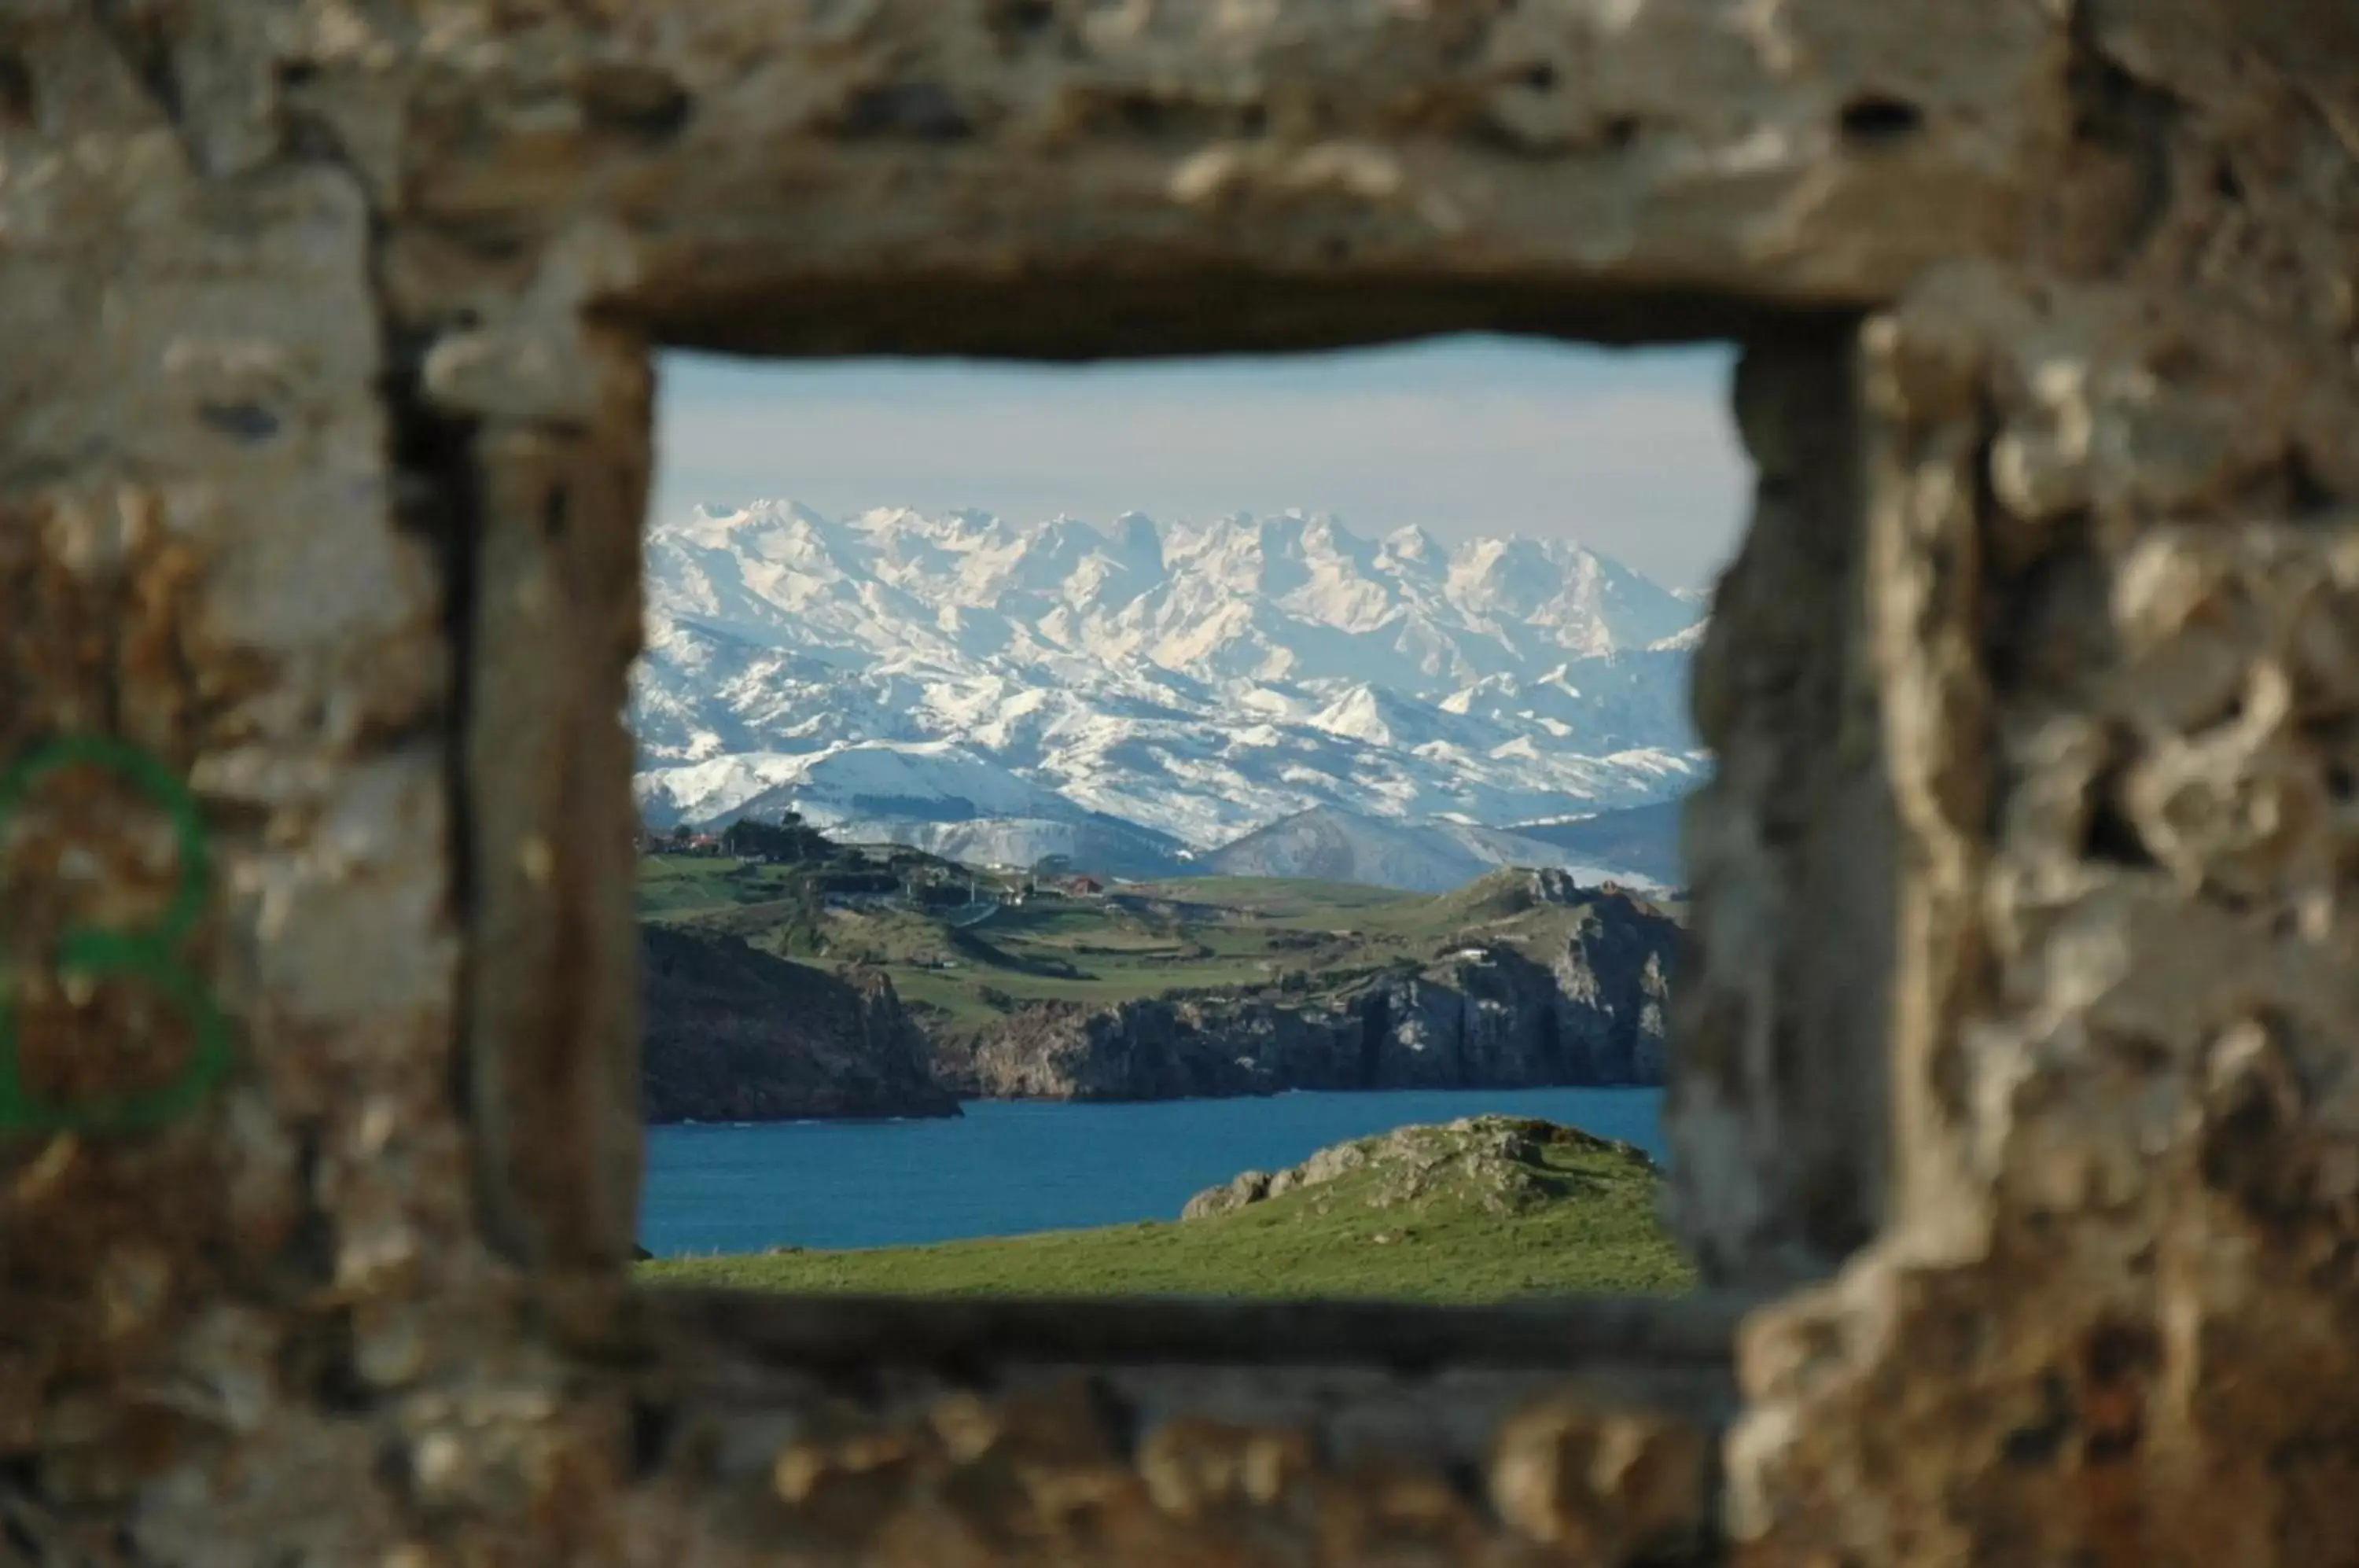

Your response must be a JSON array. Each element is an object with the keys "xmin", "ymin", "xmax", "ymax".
[{"xmin": 627, "ymin": 334, "xmax": 1746, "ymax": 1302}]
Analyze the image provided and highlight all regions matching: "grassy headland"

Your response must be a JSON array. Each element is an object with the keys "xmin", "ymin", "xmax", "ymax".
[{"xmin": 637, "ymin": 850, "xmax": 1679, "ymax": 1051}]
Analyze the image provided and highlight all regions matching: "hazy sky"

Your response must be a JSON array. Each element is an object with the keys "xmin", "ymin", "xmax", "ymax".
[{"xmin": 653, "ymin": 334, "xmax": 1748, "ymax": 591}]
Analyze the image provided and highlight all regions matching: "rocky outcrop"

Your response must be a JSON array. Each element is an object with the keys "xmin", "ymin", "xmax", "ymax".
[
  {"xmin": 1180, "ymin": 1115, "xmax": 1658, "ymax": 1221},
  {"xmin": 955, "ymin": 885, "xmax": 1677, "ymax": 1101},
  {"xmin": 642, "ymin": 926, "xmax": 959, "ymax": 1121}
]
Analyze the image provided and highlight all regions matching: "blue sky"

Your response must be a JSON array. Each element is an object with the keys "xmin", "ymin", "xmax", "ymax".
[{"xmin": 653, "ymin": 334, "xmax": 1746, "ymax": 590}]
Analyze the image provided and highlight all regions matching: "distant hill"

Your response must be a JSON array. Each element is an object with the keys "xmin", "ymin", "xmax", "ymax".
[
  {"xmin": 1196, "ymin": 805, "xmax": 1665, "ymax": 893},
  {"xmin": 1506, "ymin": 799, "xmax": 1686, "ymax": 889},
  {"xmin": 829, "ymin": 812, "xmax": 1191, "ymax": 880},
  {"xmin": 637, "ymin": 845, "xmax": 1683, "ymax": 1115},
  {"xmin": 764, "ymin": 860, "xmax": 1679, "ymax": 1099}
]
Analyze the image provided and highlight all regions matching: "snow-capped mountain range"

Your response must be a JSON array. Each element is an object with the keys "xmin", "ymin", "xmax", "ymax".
[{"xmin": 632, "ymin": 500, "xmax": 1706, "ymax": 871}]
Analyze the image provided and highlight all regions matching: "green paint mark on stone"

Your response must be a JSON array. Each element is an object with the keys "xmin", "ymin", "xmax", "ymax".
[{"xmin": 0, "ymin": 737, "xmax": 232, "ymax": 1132}]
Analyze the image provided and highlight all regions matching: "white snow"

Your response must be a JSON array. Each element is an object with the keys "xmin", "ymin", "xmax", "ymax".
[{"xmin": 631, "ymin": 502, "xmax": 1708, "ymax": 853}]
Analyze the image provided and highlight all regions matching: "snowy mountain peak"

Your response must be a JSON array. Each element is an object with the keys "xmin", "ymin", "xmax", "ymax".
[
  {"xmin": 634, "ymin": 502, "xmax": 1707, "ymax": 858},
  {"xmin": 668, "ymin": 497, "xmax": 834, "ymax": 537}
]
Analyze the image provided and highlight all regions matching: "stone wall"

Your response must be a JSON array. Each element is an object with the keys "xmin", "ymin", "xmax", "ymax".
[{"xmin": 2, "ymin": 1, "xmax": 2355, "ymax": 1562}]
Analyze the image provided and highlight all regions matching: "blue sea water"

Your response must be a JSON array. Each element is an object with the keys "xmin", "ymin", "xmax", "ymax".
[{"xmin": 639, "ymin": 1086, "xmax": 1665, "ymax": 1257}]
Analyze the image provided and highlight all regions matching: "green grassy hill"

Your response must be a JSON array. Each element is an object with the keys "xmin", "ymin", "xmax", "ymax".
[{"xmin": 638, "ymin": 1116, "xmax": 1692, "ymax": 1303}]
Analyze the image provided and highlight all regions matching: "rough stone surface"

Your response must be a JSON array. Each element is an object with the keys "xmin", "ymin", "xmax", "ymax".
[
  {"xmin": 3, "ymin": 0, "xmax": 2357, "ymax": 1564},
  {"xmin": 1668, "ymin": 329, "xmax": 1896, "ymax": 1288}
]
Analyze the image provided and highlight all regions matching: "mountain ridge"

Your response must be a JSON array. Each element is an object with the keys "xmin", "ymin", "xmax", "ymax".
[{"xmin": 633, "ymin": 501, "xmax": 1707, "ymax": 876}]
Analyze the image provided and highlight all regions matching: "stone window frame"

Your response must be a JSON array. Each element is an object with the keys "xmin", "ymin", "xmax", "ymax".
[
  {"xmin": 431, "ymin": 207, "xmax": 1887, "ymax": 1568},
  {"xmin": 17, "ymin": 1, "xmax": 2293, "ymax": 1559}
]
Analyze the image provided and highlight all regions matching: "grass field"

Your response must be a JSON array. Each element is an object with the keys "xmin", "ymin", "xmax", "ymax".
[
  {"xmin": 634, "ymin": 854, "xmax": 808, "ymax": 916},
  {"xmin": 638, "ymin": 1117, "xmax": 1693, "ymax": 1303}
]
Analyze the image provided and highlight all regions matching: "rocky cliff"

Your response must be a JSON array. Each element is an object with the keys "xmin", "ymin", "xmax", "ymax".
[
  {"xmin": 642, "ymin": 926, "xmax": 960, "ymax": 1121},
  {"xmin": 944, "ymin": 878, "xmax": 1676, "ymax": 1101}
]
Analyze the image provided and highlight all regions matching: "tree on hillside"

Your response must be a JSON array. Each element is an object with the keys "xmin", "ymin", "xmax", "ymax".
[{"xmin": 721, "ymin": 811, "xmax": 832, "ymax": 863}]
